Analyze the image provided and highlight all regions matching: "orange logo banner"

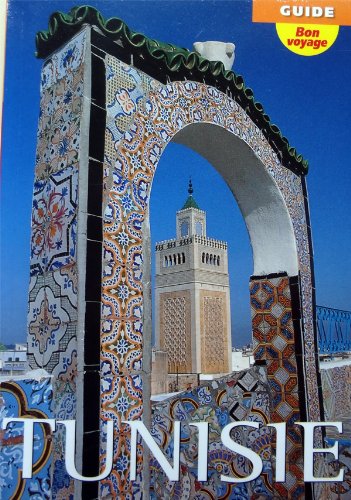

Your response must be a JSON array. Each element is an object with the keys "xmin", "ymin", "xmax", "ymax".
[{"xmin": 253, "ymin": 0, "xmax": 351, "ymax": 26}]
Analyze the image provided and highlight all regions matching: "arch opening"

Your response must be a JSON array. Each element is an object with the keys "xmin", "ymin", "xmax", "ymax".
[
  {"xmin": 148, "ymin": 121, "xmax": 299, "ymax": 395},
  {"xmin": 172, "ymin": 123, "xmax": 299, "ymax": 277}
]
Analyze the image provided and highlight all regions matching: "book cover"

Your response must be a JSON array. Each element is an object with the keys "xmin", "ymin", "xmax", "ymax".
[{"xmin": 1, "ymin": 1, "xmax": 350, "ymax": 498}]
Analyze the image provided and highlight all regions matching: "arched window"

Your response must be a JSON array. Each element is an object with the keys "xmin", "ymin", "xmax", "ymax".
[
  {"xmin": 206, "ymin": 253, "xmax": 209, "ymax": 263},
  {"xmin": 217, "ymin": 256, "xmax": 220, "ymax": 266},
  {"xmin": 164, "ymin": 256, "xmax": 168, "ymax": 267},
  {"xmin": 182, "ymin": 253, "xmax": 185, "ymax": 263},
  {"xmin": 210, "ymin": 254, "xmax": 213, "ymax": 264},
  {"xmin": 202, "ymin": 252, "xmax": 205, "ymax": 263}
]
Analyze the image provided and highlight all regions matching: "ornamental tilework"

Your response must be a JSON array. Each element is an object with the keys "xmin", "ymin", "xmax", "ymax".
[
  {"xmin": 321, "ymin": 365, "xmax": 351, "ymax": 421},
  {"xmin": 40, "ymin": 30, "xmax": 87, "ymax": 92},
  {"xmin": 30, "ymin": 155, "xmax": 78, "ymax": 277},
  {"xmin": 27, "ymin": 265, "xmax": 78, "ymax": 377},
  {"xmin": 101, "ymin": 319, "xmax": 143, "ymax": 376},
  {"xmin": 150, "ymin": 368, "xmax": 274, "ymax": 499},
  {"xmin": 0, "ymin": 378, "xmax": 53, "ymax": 499},
  {"xmin": 250, "ymin": 275, "xmax": 304, "ymax": 498},
  {"xmin": 100, "ymin": 76, "xmax": 320, "ymax": 495},
  {"xmin": 28, "ymin": 27, "xmax": 86, "ymax": 393},
  {"xmin": 104, "ymin": 55, "xmax": 162, "ymax": 162},
  {"xmin": 36, "ymin": 30, "xmax": 85, "ymax": 181},
  {"xmin": 99, "ymin": 374, "xmax": 143, "ymax": 497}
]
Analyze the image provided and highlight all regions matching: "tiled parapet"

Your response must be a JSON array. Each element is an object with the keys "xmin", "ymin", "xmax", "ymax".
[
  {"xmin": 0, "ymin": 377, "xmax": 53, "ymax": 498},
  {"xmin": 150, "ymin": 368, "xmax": 274, "ymax": 499}
]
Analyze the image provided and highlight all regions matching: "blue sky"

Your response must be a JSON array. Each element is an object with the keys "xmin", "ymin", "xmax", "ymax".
[{"xmin": 1, "ymin": 0, "xmax": 350, "ymax": 347}]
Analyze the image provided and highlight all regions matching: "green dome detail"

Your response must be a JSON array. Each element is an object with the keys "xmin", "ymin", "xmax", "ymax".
[{"xmin": 182, "ymin": 196, "xmax": 200, "ymax": 210}]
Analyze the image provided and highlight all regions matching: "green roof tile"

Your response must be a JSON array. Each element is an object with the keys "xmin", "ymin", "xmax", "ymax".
[{"xmin": 182, "ymin": 196, "xmax": 200, "ymax": 210}]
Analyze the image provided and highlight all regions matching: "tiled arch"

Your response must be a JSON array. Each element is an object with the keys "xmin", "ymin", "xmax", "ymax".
[{"xmin": 100, "ymin": 79, "xmax": 321, "ymax": 492}]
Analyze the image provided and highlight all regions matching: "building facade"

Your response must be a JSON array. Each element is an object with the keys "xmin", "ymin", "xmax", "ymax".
[{"xmin": 155, "ymin": 182, "xmax": 232, "ymax": 375}]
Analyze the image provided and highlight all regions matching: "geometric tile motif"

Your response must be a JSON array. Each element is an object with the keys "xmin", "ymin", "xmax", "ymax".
[
  {"xmin": 27, "ymin": 264, "xmax": 78, "ymax": 377},
  {"xmin": 28, "ymin": 265, "xmax": 77, "ymax": 328},
  {"xmin": 101, "ymin": 319, "xmax": 143, "ymax": 375},
  {"xmin": 250, "ymin": 275, "xmax": 303, "ymax": 496},
  {"xmin": 0, "ymin": 378, "xmax": 53, "ymax": 499}
]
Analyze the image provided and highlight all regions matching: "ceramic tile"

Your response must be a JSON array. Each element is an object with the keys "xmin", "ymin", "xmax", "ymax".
[
  {"xmin": 0, "ymin": 378, "xmax": 53, "ymax": 497},
  {"xmin": 101, "ymin": 319, "xmax": 143, "ymax": 375}
]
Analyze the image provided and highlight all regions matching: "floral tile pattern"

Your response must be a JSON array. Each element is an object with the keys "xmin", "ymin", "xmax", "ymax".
[
  {"xmin": 30, "ymin": 165, "xmax": 78, "ymax": 276},
  {"xmin": 28, "ymin": 27, "xmax": 86, "ymax": 380},
  {"xmin": 101, "ymin": 319, "xmax": 143, "ymax": 376},
  {"xmin": 104, "ymin": 56, "xmax": 162, "ymax": 154},
  {"xmin": 40, "ymin": 30, "xmax": 86, "ymax": 93},
  {"xmin": 26, "ymin": 30, "xmax": 87, "ymax": 498},
  {"xmin": 0, "ymin": 378, "xmax": 53, "ymax": 499}
]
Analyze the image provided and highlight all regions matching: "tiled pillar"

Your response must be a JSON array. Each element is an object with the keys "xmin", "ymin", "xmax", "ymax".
[
  {"xmin": 27, "ymin": 27, "xmax": 96, "ymax": 497},
  {"xmin": 250, "ymin": 273, "xmax": 310, "ymax": 499}
]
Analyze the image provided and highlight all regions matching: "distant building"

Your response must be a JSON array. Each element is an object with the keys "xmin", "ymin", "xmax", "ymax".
[
  {"xmin": 0, "ymin": 345, "xmax": 28, "ymax": 376},
  {"xmin": 154, "ymin": 181, "xmax": 232, "ymax": 389}
]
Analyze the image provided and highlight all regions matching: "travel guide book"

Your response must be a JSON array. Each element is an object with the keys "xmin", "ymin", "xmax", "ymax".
[{"xmin": 1, "ymin": 0, "xmax": 350, "ymax": 498}]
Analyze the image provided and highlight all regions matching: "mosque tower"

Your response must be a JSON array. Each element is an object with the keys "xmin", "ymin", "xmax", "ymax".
[{"xmin": 154, "ymin": 181, "xmax": 232, "ymax": 377}]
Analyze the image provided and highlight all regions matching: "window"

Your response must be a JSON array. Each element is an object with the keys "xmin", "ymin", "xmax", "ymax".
[
  {"xmin": 195, "ymin": 221, "xmax": 203, "ymax": 236},
  {"xmin": 180, "ymin": 221, "xmax": 189, "ymax": 237}
]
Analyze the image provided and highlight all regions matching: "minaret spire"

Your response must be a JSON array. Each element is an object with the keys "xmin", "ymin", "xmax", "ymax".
[
  {"xmin": 181, "ymin": 178, "xmax": 200, "ymax": 210},
  {"xmin": 188, "ymin": 178, "xmax": 193, "ymax": 195}
]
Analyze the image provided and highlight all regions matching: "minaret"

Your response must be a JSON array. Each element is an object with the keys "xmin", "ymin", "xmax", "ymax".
[{"xmin": 155, "ymin": 181, "xmax": 232, "ymax": 376}]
